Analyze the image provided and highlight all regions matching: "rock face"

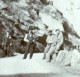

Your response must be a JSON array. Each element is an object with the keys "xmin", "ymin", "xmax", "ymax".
[
  {"xmin": 0, "ymin": 0, "xmax": 63, "ymax": 47},
  {"xmin": 40, "ymin": 0, "xmax": 47, "ymax": 4}
]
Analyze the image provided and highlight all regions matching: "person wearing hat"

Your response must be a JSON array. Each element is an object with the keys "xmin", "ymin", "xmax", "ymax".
[
  {"xmin": 6, "ymin": 29, "xmax": 15, "ymax": 56},
  {"xmin": 23, "ymin": 29, "xmax": 36, "ymax": 59},
  {"xmin": 46, "ymin": 29, "xmax": 63, "ymax": 62},
  {"xmin": 54, "ymin": 29, "xmax": 63, "ymax": 53},
  {"xmin": 43, "ymin": 30, "xmax": 55, "ymax": 60},
  {"xmin": 2, "ymin": 28, "xmax": 14, "ymax": 57}
]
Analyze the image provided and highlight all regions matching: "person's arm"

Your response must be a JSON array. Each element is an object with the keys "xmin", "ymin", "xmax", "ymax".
[
  {"xmin": 24, "ymin": 34, "xmax": 29, "ymax": 42},
  {"xmin": 55, "ymin": 32, "xmax": 63, "ymax": 50}
]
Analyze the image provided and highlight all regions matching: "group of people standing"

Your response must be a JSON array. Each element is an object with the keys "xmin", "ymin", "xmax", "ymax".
[
  {"xmin": 23, "ymin": 28, "xmax": 63, "ymax": 62},
  {"xmin": 0, "ymin": 25, "xmax": 63, "ymax": 62}
]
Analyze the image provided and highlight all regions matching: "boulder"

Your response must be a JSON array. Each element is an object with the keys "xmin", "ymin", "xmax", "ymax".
[
  {"xmin": 55, "ymin": 50, "xmax": 68, "ymax": 64},
  {"xmin": 71, "ymin": 49, "xmax": 80, "ymax": 67}
]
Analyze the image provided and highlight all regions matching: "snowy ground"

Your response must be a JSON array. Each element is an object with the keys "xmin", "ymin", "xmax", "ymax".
[{"xmin": 0, "ymin": 53, "xmax": 80, "ymax": 77}]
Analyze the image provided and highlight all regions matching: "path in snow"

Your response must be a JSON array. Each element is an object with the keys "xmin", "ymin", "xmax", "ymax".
[{"xmin": 0, "ymin": 53, "xmax": 80, "ymax": 77}]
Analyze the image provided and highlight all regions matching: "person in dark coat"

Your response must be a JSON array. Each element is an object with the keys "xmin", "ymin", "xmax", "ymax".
[
  {"xmin": 5, "ymin": 29, "xmax": 14, "ymax": 57},
  {"xmin": 23, "ymin": 30, "xmax": 36, "ymax": 59}
]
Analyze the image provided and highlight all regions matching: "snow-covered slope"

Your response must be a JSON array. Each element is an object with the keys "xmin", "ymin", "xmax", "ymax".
[
  {"xmin": 51, "ymin": 0, "xmax": 80, "ymax": 36},
  {"xmin": 0, "ymin": 53, "xmax": 80, "ymax": 77},
  {"xmin": 0, "ymin": 53, "xmax": 63, "ymax": 75}
]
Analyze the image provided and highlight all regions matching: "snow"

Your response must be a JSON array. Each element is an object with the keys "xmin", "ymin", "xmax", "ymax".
[
  {"xmin": 0, "ymin": 53, "xmax": 62, "ymax": 75},
  {"xmin": 0, "ymin": 0, "xmax": 7, "ymax": 9},
  {"xmin": 55, "ymin": 50, "xmax": 69, "ymax": 64},
  {"xmin": 52, "ymin": 0, "xmax": 80, "ymax": 36},
  {"xmin": 55, "ymin": 49, "xmax": 80, "ymax": 67},
  {"xmin": 71, "ymin": 49, "xmax": 80, "ymax": 67},
  {"xmin": 21, "ymin": 25, "xmax": 28, "ymax": 31},
  {"xmin": 39, "ymin": 12, "xmax": 64, "ymax": 31},
  {"xmin": 68, "ymin": 35, "xmax": 80, "ymax": 45},
  {"xmin": 18, "ymin": 0, "xmax": 27, "ymax": 7},
  {"xmin": 35, "ymin": 20, "xmax": 46, "ymax": 30},
  {"xmin": 0, "ymin": 53, "xmax": 80, "ymax": 77},
  {"xmin": 24, "ymin": 34, "xmax": 29, "ymax": 42}
]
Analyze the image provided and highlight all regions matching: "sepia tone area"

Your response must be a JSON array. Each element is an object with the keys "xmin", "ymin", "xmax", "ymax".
[{"xmin": 0, "ymin": 0, "xmax": 80, "ymax": 77}]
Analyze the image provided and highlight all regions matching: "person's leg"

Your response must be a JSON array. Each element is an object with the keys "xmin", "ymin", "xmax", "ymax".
[
  {"xmin": 3, "ymin": 44, "xmax": 7, "ymax": 56},
  {"xmin": 30, "ymin": 43, "xmax": 36, "ymax": 59},
  {"xmin": 9, "ymin": 46, "xmax": 14, "ymax": 56},
  {"xmin": 30, "ymin": 50, "xmax": 33, "ymax": 59},
  {"xmin": 9, "ymin": 42, "xmax": 15, "ymax": 56},
  {"xmin": 29, "ymin": 43, "xmax": 33, "ymax": 59},
  {"xmin": 43, "ymin": 44, "xmax": 50, "ymax": 59},
  {"xmin": 6, "ymin": 45, "xmax": 10, "ymax": 56},
  {"xmin": 23, "ymin": 43, "xmax": 31, "ymax": 59},
  {"xmin": 46, "ymin": 45, "xmax": 56, "ymax": 62}
]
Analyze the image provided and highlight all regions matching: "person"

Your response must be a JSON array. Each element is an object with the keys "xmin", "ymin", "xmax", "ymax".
[
  {"xmin": 46, "ymin": 29, "xmax": 63, "ymax": 62},
  {"xmin": 54, "ymin": 29, "xmax": 64, "ymax": 53},
  {"xmin": 2, "ymin": 30, "xmax": 10, "ymax": 56},
  {"xmin": 0, "ymin": 29, "xmax": 6, "ymax": 57},
  {"xmin": 43, "ymin": 30, "xmax": 55, "ymax": 60},
  {"xmin": 1, "ymin": 27, "xmax": 14, "ymax": 57},
  {"xmin": 23, "ymin": 30, "xmax": 36, "ymax": 59},
  {"xmin": 6, "ymin": 29, "xmax": 14, "ymax": 56}
]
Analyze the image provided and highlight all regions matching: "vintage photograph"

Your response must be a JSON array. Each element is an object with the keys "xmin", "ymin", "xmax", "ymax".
[{"xmin": 0, "ymin": 0, "xmax": 80, "ymax": 77}]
